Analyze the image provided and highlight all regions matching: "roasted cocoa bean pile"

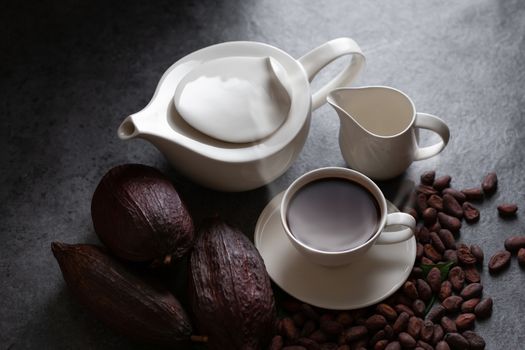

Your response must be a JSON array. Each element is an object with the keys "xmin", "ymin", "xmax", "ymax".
[{"xmin": 271, "ymin": 171, "xmax": 524, "ymax": 350}]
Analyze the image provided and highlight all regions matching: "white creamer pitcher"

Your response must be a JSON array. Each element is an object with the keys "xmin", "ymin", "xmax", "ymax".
[{"xmin": 118, "ymin": 38, "xmax": 365, "ymax": 191}]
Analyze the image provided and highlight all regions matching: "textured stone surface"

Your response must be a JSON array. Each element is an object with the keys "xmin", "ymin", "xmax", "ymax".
[{"xmin": 1, "ymin": 0, "xmax": 524, "ymax": 349}]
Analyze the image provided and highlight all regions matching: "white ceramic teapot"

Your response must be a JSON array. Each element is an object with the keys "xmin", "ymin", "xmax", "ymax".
[{"xmin": 117, "ymin": 38, "xmax": 365, "ymax": 191}]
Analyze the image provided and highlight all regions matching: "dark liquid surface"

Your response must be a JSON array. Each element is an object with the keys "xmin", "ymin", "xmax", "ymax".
[{"xmin": 286, "ymin": 178, "xmax": 381, "ymax": 252}]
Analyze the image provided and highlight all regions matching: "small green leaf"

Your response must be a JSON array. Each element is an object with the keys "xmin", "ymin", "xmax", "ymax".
[
  {"xmin": 424, "ymin": 294, "xmax": 437, "ymax": 316},
  {"xmin": 420, "ymin": 261, "xmax": 455, "ymax": 280}
]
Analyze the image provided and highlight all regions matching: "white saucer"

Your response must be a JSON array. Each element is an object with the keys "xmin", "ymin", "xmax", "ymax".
[{"xmin": 254, "ymin": 192, "xmax": 416, "ymax": 310}]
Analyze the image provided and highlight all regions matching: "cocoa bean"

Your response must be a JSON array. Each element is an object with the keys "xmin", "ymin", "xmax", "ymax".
[
  {"xmin": 301, "ymin": 320, "xmax": 316, "ymax": 337},
  {"xmin": 282, "ymin": 299, "xmax": 302, "ymax": 313},
  {"xmin": 444, "ymin": 333, "xmax": 469, "ymax": 350},
  {"xmin": 374, "ymin": 339, "xmax": 389, "ymax": 350},
  {"xmin": 417, "ymin": 185, "xmax": 438, "ymax": 196},
  {"xmin": 438, "ymin": 212, "xmax": 461, "ymax": 233},
  {"xmin": 433, "ymin": 175, "xmax": 451, "ymax": 191},
  {"xmin": 440, "ymin": 316, "xmax": 457, "ymax": 333},
  {"xmin": 301, "ymin": 304, "xmax": 320, "ymax": 321},
  {"xmin": 417, "ymin": 226, "xmax": 431, "ymax": 243},
  {"xmin": 455, "ymin": 313, "xmax": 476, "ymax": 330},
  {"xmin": 428, "ymin": 221, "xmax": 442, "ymax": 234},
  {"xmin": 319, "ymin": 313, "xmax": 334, "ymax": 324},
  {"xmin": 462, "ymin": 330, "xmax": 486, "ymax": 350},
  {"xmin": 443, "ymin": 250, "xmax": 458, "ymax": 264},
  {"xmin": 335, "ymin": 345, "xmax": 350, "ymax": 350},
  {"xmin": 469, "ymin": 245, "xmax": 484, "ymax": 264},
  {"xmin": 438, "ymin": 281, "xmax": 453, "ymax": 301},
  {"xmin": 376, "ymin": 303, "xmax": 397, "ymax": 321},
  {"xmin": 474, "ymin": 298, "xmax": 493, "ymax": 319},
  {"xmin": 343, "ymin": 326, "xmax": 368, "ymax": 342},
  {"xmin": 396, "ymin": 294, "xmax": 414, "ymax": 307},
  {"xmin": 488, "ymin": 250, "xmax": 511, "ymax": 273},
  {"xmin": 281, "ymin": 318, "xmax": 300, "ymax": 340},
  {"xmin": 426, "ymin": 305, "xmax": 446, "ymax": 323},
  {"xmin": 432, "ymin": 324, "xmax": 445, "ymax": 345},
  {"xmin": 428, "ymin": 195, "xmax": 444, "ymax": 211},
  {"xmin": 497, "ymin": 203, "xmax": 518, "ymax": 217},
  {"xmin": 384, "ymin": 324, "xmax": 394, "ymax": 339},
  {"xmin": 421, "ymin": 171, "xmax": 436, "ymax": 186},
  {"xmin": 419, "ymin": 320, "xmax": 434, "ymax": 343},
  {"xmin": 320, "ymin": 319, "xmax": 344, "ymax": 335},
  {"xmin": 417, "ymin": 279, "xmax": 433, "ymax": 301},
  {"xmin": 438, "ymin": 230, "xmax": 457, "ymax": 249},
  {"xmin": 309, "ymin": 330, "xmax": 327, "ymax": 343},
  {"xmin": 405, "ymin": 208, "xmax": 419, "ymax": 221},
  {"xmin": 384, "ymin": 341, "xmax": 401, "ymax": 350},
  {"xmin": 504, "ymin": 236, "xmax": 525, "ymax": 253},
  {"xmin": 416, "ymin": 340, "xmax": 433, "ymax": 350},
  {"xmin": 416, "ymin": 243, "xmax": 424, "ymax": 261},
  {"xmin": 269, "ymin": 335, "xmax": 284, "ymax": 350},
  {"xmin": 461, "ymin": 188, "xmax": 483, "ymax": 201},
  {"xmin": 335, "ymin": 312, "xmax": 353, "ymax": 327},
  {"xmin": 403, "ymin": 281, "xmax": 419, "ymax": 300},
  {"xmin": 416, "ymin": 193, "xmax": 429, "ymax": 213},
  {"xmin": 443, "ymin": 194, "xmax": 463, "ymax": 219},
  {"xmin": 411, "ymin": 267, "xmax": 424, "ymax": 279},
  {"xmin": 392, "ymin": 312, "xmax": 410, "ymax": 334},
  {"xmin": 297, "ymin": 337, "xmax": 320, "ymax": 350},
  {"xmin": 422, "ymin": 207, "xmax": 437, "ymax": 226},
  {"xmin": 457, "ymin": 244, "xmax": 476, "ymax": 265},
  {"xmin": 462, "ymin": 202, "xmax": 480, "ymax": 223},
  {"xmin": 461, "ymin": 298, "xmax": 480, "ymax": 313},
  {"xmin": 435, "ymin": 340, "xmax": 451, "ymax": 350},
  {"xmin": 518, "ymin": 248, "xmax": 525, "ymax": 267},
  {"xmin": 293, "ymin": 313, "xmax": 307, "ymax": 327},
  {"xmin": 448, "ymin": 266, "xmax": 465, "ymax": 291},
  {"xmin": 283, "ymin": 346, "xmax": 307, "ymax": 350},
  {"xmin": 427, "ymin": 267, "xmax": 442, "ymax": 293},
  {"xmin": 464, "ymin": 266, "xmax": 480, "ymax": 284},
  {"xmin": 365, "ymin": 314, "xmax": 387, "ymax": 331},
  {"xmin": 407, "ymin": 316, "xmax": 423, "ymax": 338},
  {"xmin": 398, "ymin": 332, "xmax": 417, "ymax": 348},
  {"xmin": 369, "ymin": 330, "xmax": 386, "ymax": 347},
  {"xmin": 460, "ymin": 283, "xmax": 483, "ymax": 299},
  {"xmin": 412, "ymin": 299, "xmax": 426, "ymax": 317},
  {"xmin": 481, "ymin": 172, "xmax": 497, "ymax": 195},
  {"xmin": 395, "ymin": 304, "xmax": 415, "ymax": 317},
  {"xmin": 442, "ymin": 188, "xmax": 466, "ymax": 203},
  {"xmin": 430, "ymin": 231, "xmax": 446, "ymax": 253},
  {"xmin": 424, "ymin": 244, "xmax": 443, "ymax": 262},
  {"xmin": 442, "ymin": 295, "xmax": 463, "ymax": 312}
]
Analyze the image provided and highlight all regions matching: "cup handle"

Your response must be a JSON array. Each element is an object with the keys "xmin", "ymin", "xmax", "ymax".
[
  {"xmin": 375, "ymin": 212, "xmax": 416, "ymax": 245},
  {"xmin": 298, "ymin": 38, "xmax": 365, "ymax": 110},
  {"xmin": 413, "ymin": 112, "xmax": 450, "ymax": 160}
]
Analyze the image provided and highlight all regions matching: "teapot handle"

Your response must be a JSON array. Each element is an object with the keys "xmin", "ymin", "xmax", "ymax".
[{"xmin": 298, "ymin": 38, "xmax": 365, "ymax": 110}]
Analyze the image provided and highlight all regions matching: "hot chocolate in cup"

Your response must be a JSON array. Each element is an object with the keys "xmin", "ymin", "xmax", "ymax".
[{"xmin": 280, "ymin": 167, "xmax": 416, "ymax": 267}]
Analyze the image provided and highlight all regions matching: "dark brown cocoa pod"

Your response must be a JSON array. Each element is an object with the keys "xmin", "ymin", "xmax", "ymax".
[
  {"xmin": 443, "ymin": 194, "xmax": 463, "ymax": 219},
  {"xmin": 430, "ymin": 231, "xmax": 446, "ymax": 253},
  {"xmin": 281, "ymin": 318, "xmax": 299, "ymax": 341},
  {"xmin": 469, "ymin": 245, "xmax": 484, "ymax": 265},
  {"xmin": 481, "ymin": 172, "xmax": 497, "ymax": 195},
  {"xmin": 91, "ymin": 164, "xmax": 195, "ymax": 263},
  {"xmin": 420, "ymin": 320, "xmax": 434, "ymax": 343},
  {"xmin": 416, "ymin": 340, "xmax": 433, "ymax": 350},
  {"xmin": 443, "ymin": 250, "xmax": 458, "ymax": 264},
  {"xmin": 321, "ymin": 319, "xmax": 344, "ymax": 335},
  {"xmin": 433, "ymin": 175, "xmax": 451, "ymax": 191},
  {"xmin": 455, "ymin": 313, "xmax": 476, "ymax": 330},
  {"xmin": 474, "ymin": 298, "xmax": 493, "ymax": 319},
  {"xmin": 426, "ymin": 267, "xmax": 442, "ymax": 293},
  {"xmin": 301, "ymin": 320, "xmax": 317, "ymax": 337},
  {"xmin": 374, "ymin": 339, "xmax": 389, "ymax": 350},
  {"xmin": 504, "ymin": 236, "xmax": 525, "ymax": 253},
  {"xmin": 432, "ymin": 324, "xmax": 445, "ymax": 345},
  {"xmin": 309, "ymin": 330, "xmax": 327, "ymax": 343},
  {"xmin": 376, "ymin": 303, "xmax": 398, "ymax": 321},
  {"xmin": 416, "ymin": 243, "xmax": 424, "ymax": 261},
  {"xmin": 488, "ymin": 250, "xmax": 511, "ymax": 273},
  {"xmin": 416, "ymin": 193, "xmax": 429, "ymax": 213},
  {"xmin": 444, "ymin": 333, "xmax": 469, "ymax": 350},
  {"xmin": 462, "ymin": 331, "xmax": 486, "ymax": 350},
  {"xmin": 403, "ymin": 281, "xmax": 419, "ymax": 300},
  {"xmin": 412, "ymin": 299, "xmax": 426, "ymax": 317},
  {"xmin": 435, "ymin": 340, "xmax": 451, "ymax": 350},
  {"xmin": 384, "ymin": 341, "xmax": 401, "ymax": 350},
  {"xmin": 51, "ymin": 243, "xmax": 192, "ymax": 347},
  {"xmin": 417, "ymin": 226, "xmax": 431, "ymax": 243},
  {"xmin": 460, "ymin": 283, "xmax": 483, "ymax": 299},
  {"xmin": 417, "ymin": 279, "xmax": 433, "ymax": 302},
  {"xmin": 518, "ymin": 248, "xmax": 525, "ymax": 266},
  {"xmin": 424, "ymin": 244, "xmax": 443, "ymax": 263},
  {"xmin": 392, "ymin": 312, "xmax": 410, "ymax": 334},
  {"xmin": 439, "ymin": 281, "xmax": 453, "ymax": 301},
  {"xmin": 269, "ymin": 335, "xmax": 284, "ymax": 350},
  {"xmin": 442, "ymin": 296, "xmax": 463, "ymax": 312},
  {"xmin": 343, "ymin": 326, "xmax": 368, "ymax": 343},
  {"xmin": 336, "ymin": 312, "xmax": 353, "ymax": 327},
  {"xmin": 421, "ymin": 171, "xmax": 436, "ymax": 186},
  {"xmin": 407, "ymin": 316, "xmax": 423, "ymax": 338},
  {"xmin": 422, "ymin": 207, "xmax": 438, "ymax": 226},
  {"xmin": 189, "ymin": 219, "xmax": 276, "ymax": 350},
  {"xmin": 398, "ymin": 332, "xmax": 417, "ymax": 348},
  {"xmin": 438, "ymin": 230, "xmax": 457, "ymax": 249},
  {"xmin": 395, "ymin": 304, "xmax": 415, "ymax": 317},
  {"xmin": 417, "ymin": 185, "xmax": 438, "ymax": 196},
  {"xmin": 497, "ymin": 203, "xmax": 518, "ymax": 217},
  {"xmin": 462, "ymin": 202, "xmax": 480, "ymax": 223},
  {"xmin": 297, "ymin": 337, "xmax": 320, "ymax": 350},
  {"xmin": 461, "ymin": 188, "xmax": 483, "ymax": 201},
  {"xmin": 427, "ymin": 194, "xmax": 444, "ymax": 211},
  {"xmin": 440, "ymin": 316, "xmax": 457, "ymax": 333},
  {"xmin": 461, "ymin": 298, "xmax": 480, "ymax": 313},
  {"xmin": 438, "ymin": 212, "xmax": 461, "ymax": 233},
  {"xmin": 457, "ymin": 244, "xmax": 476, "ymax": 265},
  {"xmin": 365, "ymin": 314, "xmax": 387, "ymax": 331},
  {"xmin": 442, "ymin": 188, "xmax": 466, "ymax": 204},
  {"xmin": 426, "ymin": 305, "xmax": 446, "ymax": 323},
  {"xmin": 464, "ymin": 266, "xmax": 480, "ymax": 283},
  {"xmin": 448, "ymin": 266, "xmax": 465, "ymax": 291}
]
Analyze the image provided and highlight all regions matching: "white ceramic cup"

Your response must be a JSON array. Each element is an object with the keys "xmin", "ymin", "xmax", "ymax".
[
  {"xmin": 280, "ymin": 167, "xmax": 416, "ymax": 267},
  {"xmin": 327, "ymin": 86, "xmax": 450, "ymax": 180}
]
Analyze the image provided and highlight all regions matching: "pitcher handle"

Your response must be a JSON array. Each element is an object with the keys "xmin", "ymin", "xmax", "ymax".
[
  {"xmin": 413, "ymin": 113, "xmax": 450, "ymax": 160},
  {"xmin": 298, "ymin": 38, "xmax": 365, "ymax": 110}
]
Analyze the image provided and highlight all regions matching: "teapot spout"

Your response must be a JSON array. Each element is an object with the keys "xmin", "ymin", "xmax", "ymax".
[{"xmin": 117, "ymin": 115, "xmax": 140, "ymax": 140}]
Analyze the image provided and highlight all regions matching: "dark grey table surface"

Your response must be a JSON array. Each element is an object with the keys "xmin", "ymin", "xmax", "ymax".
[{"xmin": 2, "ymin": 0, "xmax": 524, "ymax": 349}]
